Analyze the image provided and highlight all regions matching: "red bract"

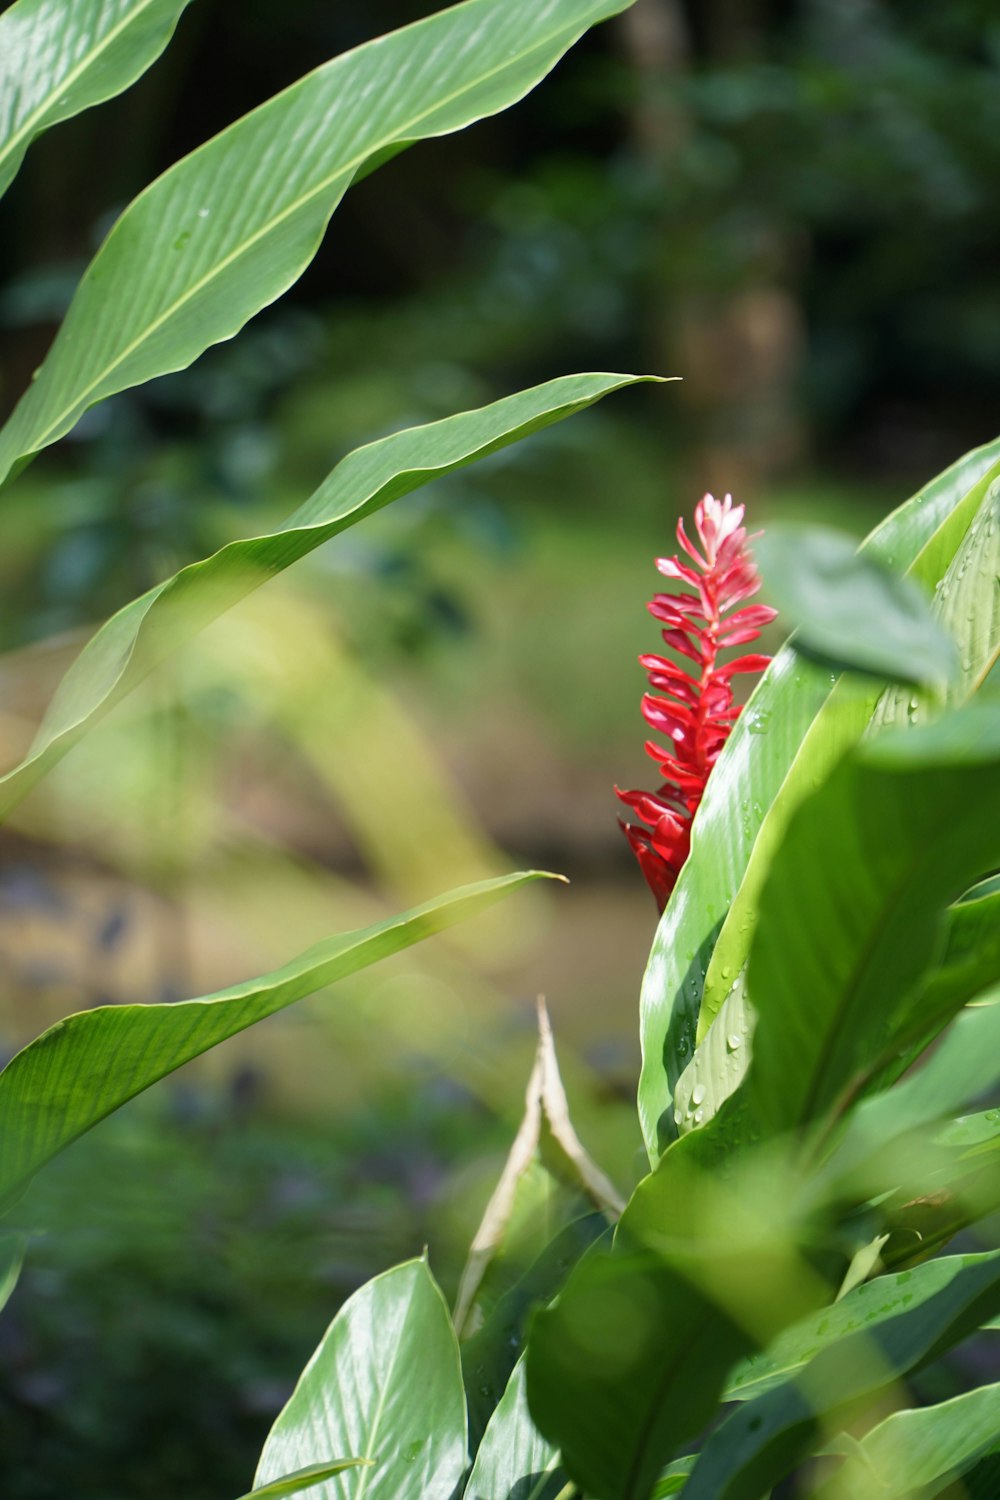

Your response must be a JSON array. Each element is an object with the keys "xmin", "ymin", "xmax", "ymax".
[{"xmin": 617, "ymin": 493, "xmax": 776, "ymax": 913}]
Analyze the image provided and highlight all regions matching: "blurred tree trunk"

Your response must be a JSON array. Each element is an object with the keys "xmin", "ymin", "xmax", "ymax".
[{"xmin": 618, "ymin": 0, "xmax": 806, "ymax": 500}]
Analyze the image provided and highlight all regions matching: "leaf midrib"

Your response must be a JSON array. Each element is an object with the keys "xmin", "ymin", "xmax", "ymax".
[
  {"xmin": 16, "ymin": 5, "xmax": 602, "ymax": 455},
  {"xmin": 0, "ymin": 0, "xmax": 163, "ymax": 181}
]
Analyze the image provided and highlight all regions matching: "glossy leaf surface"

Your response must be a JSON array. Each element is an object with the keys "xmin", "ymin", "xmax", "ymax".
[
  {"xmin": 236, "ymin": 1460, "xmax": 372, "ymax": 1500},
  {"xmin": 255, "ymin": 1259, "xmax": 466, "ymax": 1500},
  {"xmin": 0, "ymin": 872, "xmax": 550, "ymax": 1210},
  {"xmin": 0, "ymin": 0, "xmax": 193, "ymax": 200},
  {"xmin": 0, "ymin": 373, "xmax": 650, "ymax": 819},
  {"xmin": 747, "ymin": 702, "xmax": 1000, "ymax": 1135},
  {"xmin": 696, "ymin": 458, "xmax": 1000, "ymax": 1055},
  {"xmin": 464, "ymin": 1357, "xmax": 563, "ymax": 1500},
  {"xmin": 0, "ymin": 0, "xmax": 637, "ymax": 486},
  {"xmin": 0, "ymin": 1233, "xmax": 25, "ymax": 1314},
  {"xmin": 637, "ymin": 437, "xmax": 1000, "ymax": 1158}
]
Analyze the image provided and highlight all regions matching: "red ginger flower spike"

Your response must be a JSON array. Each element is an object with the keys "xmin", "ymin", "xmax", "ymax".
[{"xmin": 617, "ymin": 492, "xmax": 777, "ymax": 913}]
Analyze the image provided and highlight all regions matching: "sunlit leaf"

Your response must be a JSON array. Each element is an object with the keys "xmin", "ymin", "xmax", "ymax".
[
  {"xmin": 0, "ymin": 373, "xmax": 653, "ymax": 819},
  {"xmin": 682, "ymin": 1253, "xmax": 1000, "ymax": 1500},
  {"xmin": 255, "ymin": 1259, "xmax": 466, "ymax": 1500},
  {"xmin": 464, "ymin": 1357, "xmax": 564, "ymax": 1500},
  {"xmin": 0, "ymin": 0, "xmax": 639, "ymax": 487},
  {"xmin": 637, "ymin": 438, "xmax": 1000, "ymax": 1159},
  {"xmin": 0, "ymin": 0, "xmax": 193, "ymax": 201},
  {"xmin": 235, "ymin": 1459, "xmax": 372, "ymax": 1500},
  {"xmin": 0, "ymin": 872, "xmax": 554, "ymax": 1211}
]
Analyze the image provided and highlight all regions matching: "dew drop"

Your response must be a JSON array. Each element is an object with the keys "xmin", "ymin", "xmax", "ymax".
[
  {"xmin": 692, "ymin": 1083, "xmax": 706, "ymax": 1106},
  {"xmin": 727, "ymin": 1033, "xmax": 742, "ymax": 1052}
]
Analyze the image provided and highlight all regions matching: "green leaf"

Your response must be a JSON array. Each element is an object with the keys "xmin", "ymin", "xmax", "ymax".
[
  {"xmin": 747, "ymin": 701, "xmax": 1000, "ymax": 1137},
  {"xmin": 671, "ymin": 973, "xmax": 754, "ymax": 1139},
  {"xmin": 525, "ymin": 1250, "xmax": 754, "ymax": 1500},
  {"xmin": 461, "ymin": 1213, "xmax": 608, "ymax": 1453},
  {"xmin": 235, "ymin": 1460, "xmax": 373, "ymax": 1500},
  {"xmin": 255, "ymin": 1259, "xmax": 466, "ymax": 1500},
  {"xmin": 0, "ymin": 1232, "xmax": 25, "ymax": 1314},
  {"xmin": 810, "ymin": 999, "xmax": 1000, "ymax": 1203},
  {"xmin": 815, "ymin": 1382, "xmax": 1000, "ymax": 1500},
  {"xmin": 0, "ymin": 871, "xmax": 552, "ymax": 1211},
  {"xmin": 681, "ymin": 1252, "xmax": 1000, "ymax": 1500},
  {"xmin": 755, "ymin": 523, "xmax": 958, "ymax": 691},
  {"xmin": 464, "ymin": 1357, "xmax": 564, "ymax": 1500},
  {"xmin": 695, "ymin": 463, "xmax": 1000, "ymax": 1061},
  {"xmin": 0, "ymin": 0, "xmax": 194, "ymax": 201},
  {"xmin": 0, "ymin": 0, "xmax": 638, "ymax": 486},
  {"xmin": 0, "ymin": 373, "xmax": 651, "ymax": 819},
  {"xmin": 724, "ymin": 1253, "xmax": 1000, "ymax": 1404},
  {"xmin": 636, "ymin": 437, "xmax": 1000, "ymax": 1160},
  {"xmin": 905, "ymin": 873, "xmax": 1000, "ymax": 1031}
]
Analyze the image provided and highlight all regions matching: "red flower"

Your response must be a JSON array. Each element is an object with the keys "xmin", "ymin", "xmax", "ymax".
[{"xmin": 617, "ymin": 493, "xmax": 776, "ymax": 913}]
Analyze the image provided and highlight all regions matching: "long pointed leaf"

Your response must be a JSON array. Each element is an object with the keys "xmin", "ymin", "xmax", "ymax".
[
  {"xmin": 465, "ymin": 1357, "xmax": 564, "ymax": 1500},
  {"xmin": 0, "ymin": 871, "xmax": 553, "ymax": 1211},
  {"xmin": 0, "ymin": 373, "xmax": 652, "ymax": 819},
  {"xmin": 0, "ymin": 0, "xmax": 193, "ymax": 201},
  {"xmin": 0, "ymin": 0, "xmax": 638, "ymax": 486},
  {"xmin": 637, "ymin": 437, "xmax": 1000, "ymax": 1159},
  {"xmin": 815, "ymin": 1383, "xmax": 1000, "ymax": 1500},
  {"xmin": 747, "ymin": 702, "xmax": 1000, "ymax": 1136},
  {"xmin": 236, "ymin": 1461, "xmax": 373, "ymax": 1500},
  {"xmin": 682, "ymin": 1253, "xmax": 1000, "ymax": 1500},
  {"xmin": 255, "ymin": 1259, "xmax": 466, "ymax": 1500}
]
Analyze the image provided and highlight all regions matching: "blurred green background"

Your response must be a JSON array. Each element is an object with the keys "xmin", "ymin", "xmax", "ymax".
[{"xmin": 1, "ymin": 2, "xmax": 999, "ymax": 1495}]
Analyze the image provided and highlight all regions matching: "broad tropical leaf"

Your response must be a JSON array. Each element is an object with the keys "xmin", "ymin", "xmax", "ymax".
[
  {"xmin": 461, "ymin": 1213, "xmax": 607, "ymax": 1452},
  {"xmin": 747, "ymin": 702, "xmax": 1000, "ymax": 1137},
  {"xmin": 682, "ymin": 1253, "xmax": 1000, "ymax": 1500},
  {"xmin": 235, "ymin": 1461, "xmax": 372, "ymax": 1500},
  {"xmin": 810, "ymin": 997, "xmax": 1000, "ymax": 1202},
  {"xmin": 0, "ymin": 0, "xmax": 639, "ymax": 487},
  {"xmin": 0, "ymin": 871, "xmax": 552, "ymax": 1211},
  {"xmin": 255, "ymin": 1259, "xmax": 466, "ymax": 1500},
  {"xmin": 636, "ymin": 438, "xmax": 1000, "ymax": 1158},
  {"xmin": 525, "ymin": 1249, "xmax": 754, "ymax": 1500},
  {"xmin": 0, "ymin": 0, "xmax": 193, "ymax": 201},
  {"xmin": 464, "ymin": 1357, "xmax": 564, "ymax": 1500},
  {"xmin": 724, "ymin": 1252, "xmax": 1000, "ymax": 1403},
  {"xmin": 0, "ymin": 373, "xmax": 651, "ymax": 819},
  {"xmin": 816, "ymin": 1383, "xmax": 1000, "ymax": 1500},
  {"xmin": 754, "ymin": 523, "xmax": 957, "ymax": 690},
  {"xmin": 910, "ymin": 876, "xmax": 1000, "ymax": 1030}
]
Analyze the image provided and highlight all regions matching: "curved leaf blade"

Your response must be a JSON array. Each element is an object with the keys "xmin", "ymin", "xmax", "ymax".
[
  {"xmin": 0, "ymin": 0, "xmax": 193, "ymax": 201},
  {"xmin": 724, "ymin": 1252, "xmax": 1000, "ymax": 1404},
  {"xmin": 755, "ymin": 523, "xmax": 958, "ymax": 690},
  {"xmin": 816, "ymin": 1382, "xmax": 1000, "ymax": 1500},
  {"xmin": 255, "ymin": 1259, "xmax": 466, "ymax": 1500},
  {"xmin": 465, "ymin": 1357, "xmax": 564, "ymax": 1500},
  {"xmin": 748, "ymin": 702, "xmax": 1000, "ymax": 1137},
  {"xmin": 682, "ymin": 1253, "xmax": 1000, "ymax": 1500},
  {"xmin": 0, "ymin": 871, "xmax": 553, "ymax": 1210},
  {"xmin": 637, "ymin": 437, "xmax": 1000, "ymax": 1159},
  {"xmin": 0, "ymin": 0, "xmax": 638, "ymax": 486},
  {"xmin": 0, "ymin": 373, "xmax": 653, "ymax": 819},
  {"xmin": 0, "ymin": 1233, "xmax": 25, "ymax": 1314},
  {"xmin": 236, "ymin": 1460, "xmax": 373, "ymax": 1500}
]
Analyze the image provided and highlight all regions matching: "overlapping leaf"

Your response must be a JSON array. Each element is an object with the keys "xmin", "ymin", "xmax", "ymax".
[
  {"xmin": 465, "ymin": 1357, "xmax": 564, "ymax": 1500},
  {"xmin": 747, "ymin": 702, "xmax": 1000, "ymax": 1137},
  {"xmin": 0, "ymin": 0, "xmax": 194, "ymax": 200},
  {"xmin": 254, "ymin": 1259, "xmax": 466, "ymax": 1500},
  {"xmin": 0, "ymin": 0, "xmax": 638, "ymax": 487},
  {"xmin": 816, "ymin": 1382, "xmax": 1000, "ymax": 1500},
  {"xmin": 0, "ymin": 373, "xmax": 650, "ymax": 819},
  {"xmin": 681, "ymin": 1253, "xmax": 1000, "ymax": 1500},
  {"xmin": 236, "ymin": 1461, "xmax": 372, "ymax": 1500},
  {"xmin": 637, "ymin": 437, "xmax": 1000, "ymax": 1159},
  {"xmin": 0, "ymin": 871, "xmax": 551, "ymax": 1211}
]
